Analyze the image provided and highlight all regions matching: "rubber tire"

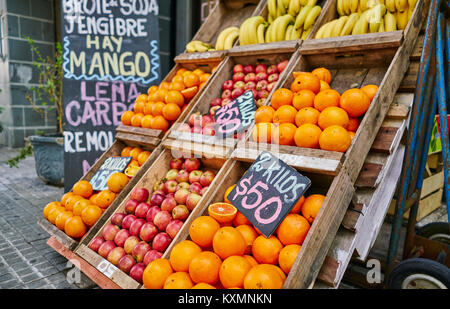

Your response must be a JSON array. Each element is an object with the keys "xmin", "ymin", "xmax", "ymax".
[
  {"xmin": 416, "ymin": 222, "xmax": 450, "ymax": 241},
  {"xmin": 388, "ymin": 258, "xmax": 450, "ymax": 289}
]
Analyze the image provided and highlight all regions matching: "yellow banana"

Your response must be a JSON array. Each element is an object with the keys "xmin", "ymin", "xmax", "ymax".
[
  {"xmin": 186, "ymin": 41, "xmax": 199, "ymax": 53},
  {"xmin": 367, "ymin": 4, "xmax": 387, "ymax": 32},
  {"xmin": 395, "ymin": 0, "xmax": 408, "ymax": 12},
  {"xmin": 323, "ymin": 19, "xmax": 339, "ymax": 38},
  {"xmin": 314, "ymin": 22, "xmax": 329, "ymax": 39},
  {"xmin": 408, "ymin": 0, "xmax": 418, "ymax": 9},
  {"xmin": 332, "ymin": 16, "xmax": 349, "ymax": 37},
  {"xmin": 407, "ymin": 3, "xmax": 414, "ymax": 19},
  {"xmin": 239, "ymin": 19, "xmax": 251, "ymax": 46},
  {"xmin": 277, "ymin": 0, "xmax": 287, "ymax": 17},
  {"xmin": 350, "ymin": 0, "xmax": 359, "ymax": 13},
  {"xmin": 285, "ymin": 24, "xmax": 294, "ymax": 40},
  {"xmin": 223, "ymin": 30, "xmax": 240, "ymax": 49},
  {"xmin": 378, "ymin": 17, "xmax": 385, "ymax": 32},
  {"xmin": 384, "ymin": 12, "xmax": 397, "ymax": 31},
  {"xmin": 295, "ymin": 5, "xmax": 313, "ymax": 29},
  {"xmin": 343, "ymin": 0, "xmax": 352, "ymax": 15},
  {"xmin": 217, "ymin": 27, "xmax": 240, "ymax": 49},
  {"xmin": 396, "ymin": 8, "xmax": 409, "ymax": 29},
  {"xmin": 304, "ymin": 5, "xmax": 322, "ymax": 29},
  {"xmin": 288, "ymin": 0, "xmax": 301, "ymax": 16},
  {"xmin": 300, "ymin": 0, "xmax": 309, "ymax": 5},
  {"xmin": 292, "ymin": 27, "xmax": 303, "ymax": 39},
  {"xmin": 301, "ymin": 27, "xmax": 312, "ymax": 39},
  {"xmin": 192, "ymin": 41, "xmax": 210, "ymax": 52},
  {"xmin": 274, "ymin": 14, "xmax": 296, "ymax": 41},
  {"xmin": 268, "ymin": 0, "xmax": 277, "ymax": 17},
  {"xmin": 360, "ymin": 0, "xmax": 368, "ymax": 11},
  {"xmin": 257, "ymin": 23, "xmax": 267, "ymax": 44},
  {"xmin": 246, "ymin": 16, "xmax": 266, "ymax": 45},
  {"xmin": 352, "ymin": 12, "xmax": 369, "ymax": 34},
  {"xmin": 385, "ymin": 0, "xmax": 396, "ymax": 12},
  {"xmin": 265, "ymin": 23, "xmax": 273, "ymax": 42},
  {"xmin": 283, "ymin": 0, "xmax": 291, "ymax": 8},
  {"xmin": 307, "ymin": 0, "xmax": 317, "ymax": 5},
  {"xmin": 337, "ymin": 0, "xmax": 345, "ymax": 15},
  {"xmin": 340, "ymin": 12, "xmax": 360, "ymax": 35}
]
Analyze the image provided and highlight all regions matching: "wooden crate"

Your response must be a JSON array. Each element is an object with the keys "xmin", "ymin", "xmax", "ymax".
[
  {"xmin": 163, "ymin": 48, "xmax": 301, "ymax": 158},
  {"xmin": 75, "ymin": 148, "xmax": 230, "ymax": 289},
  {"xmin": 174, "ymin": 0, "xmax": 264, "ymax": 63},
  {"xmin": 117, "ymin": 58, "xmax": 224, "ymax": 143},
  {"xmin": 38, "ymin": 138, "xmax": 163, "ymax": 251},
  {"xmin": 302, "ymin": 0, "xmax": 426, "ymax": 53}
]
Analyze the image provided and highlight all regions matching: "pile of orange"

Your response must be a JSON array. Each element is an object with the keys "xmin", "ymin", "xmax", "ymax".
[
  {"xmin": 252, "ymin": 67, "xmax": 378, "ymax": 153},
  {"xmin": 43, "ymin": 146, "xmax": 151, "ymax": 239},
  {"xmin": 121, "ymin": 66, "xmax": 217, "ymax": 132},
  {"xmin": 142, "ymin": 183, "xmax": 327, "ymax": 289}
]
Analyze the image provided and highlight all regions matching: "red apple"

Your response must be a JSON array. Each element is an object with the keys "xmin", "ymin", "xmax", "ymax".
[
  {"xmin": 268, "ymin": 73, "xmax": 279, "ymax": 83},
  {"xmin": 189, "ymin": 170, "xmax": 203, "ymax": 184},
  {"xmin": 163, "ymin": 181, "xmax": 178, "ymax": 195},
  {"xmin": 143, "ymin": 250, "xmax": 163, "ymax": 266},
  {"xmin": 139, "ymin": 222, "xmax": 158, "ymax": 242},
  {"xmin": 200, "ymin": 186, "xmax": 209, "ymax": 196},
  {"xmin": 150, "ymin": 192, "xmax": 165, "ymax": 206},
  {"xmin": 176, "ymin": 182, "xmax": 190, "ymax": 191},
  {"xmin": 129, "ymin": 218, "xmax": 146, "ymax": 236},
  {"xmin": 184, "ymin": 158, "xmax": 201, "ymax": 172},
  {"xmin": 130, "ymin": 188, "xmax": 149, "ymax": 203},
  {"xmin": 256, "ymin": 80, "xmax": 268, "ymax": 91},
  {"xmin": 189, "ymin": 113, "xmax": 203, "ymax": 127},
  {"xmin": 256, "ymin": 72, "xmax": 268, "ymax": 82},
  {"xmin": 114, "ymin": 229, "xmax": 130, "ymax": 247},
  {"xmin": 152, "ymin": 180, "xmax": 165, "ymax": 192},
  {"xmin": 98, "ymin": 240, "xmax": 116, "ymax": 258},
  {"xmin": 243, "ymin": 64, "xmax": 255, "ymax": 74},
  {"xmin": 107, "ymin": 247, "xmax": 126, "ymax": 266},
  {"xmin": 199, "ymin": 170, "xmax": 215, "ymax": 187},
  {"xmin": 135, "ymin": 202, "xmax": 151, "ymax": 219},
  {"xmin": 129, "ymin": 263, "xmax": 146, "ymax": 283},
  {"xmin": 221, "ymin": 89, "xmax": 232, "ymax": 100},
  {"xmin": 186, "ymin": 193, "xmax": 202, "ymax": 211},
  {"xmin": 210, "ymin": 106, "xmax": 221, "ymax": 116},
  {"xmin": 152, "ymin": 233, "xmax": 172, "ymax": 253},
  {"xmin": 232, "ymin": 88, "xmax": 245, "ymax": 99},
  {"xmin": 172, "ymin": 205, "xmax": 190, "ymax": 221},
  {"xmin": 88, "ymin": 236, "xmax": 105, "ymax": 253},
  {"xmin": 169, "ymin": 158, "xmax": 183, "ymax": 170},
  {"xmin": 174, "ymin": 188, "xmax": 190, "ymax": 205},
  {"xmin": 277, "ymin": 60, "xmax": 289, "ymax": 73},
  {"xmin": 166, "ymin": 220, "xmax": 184, "ymax": 239},
  {"xmin": 202, "ymin": 115, "xmax": 215, "ymax": 128},
  {"xmin": 233, "ymin": 72, "xmax": 245, "ymax": 83},
  {"xmin": 233, "ymin": 64, "xmax": 244, "ymax": 74},
  {"xmin": 210, "ymin": 98, "xmax": 222, "ymax": 107},
  {"xmin": 123, "ymin": 236, "xmax": 140, "ymax": 254},
  {"xmin": 267, "ymin": 64, "xmax": 278, "ymax": 75},
  {"xmin": 153, "ymin": 210, "xmax": 172, "ymax": 231},
  {"xmin": 132, "ymin": 241, "xmax": 151, "ymax": 263},
  {"xmin": 118, "ymin": 254, "xmax": 136, "ymax": 274},
  {"xmin": 146, "ymin": 206, "xmax": 161, "ymax": 223},
  {"xmin": 110, "ymin": 213, "xmax": 126, "ymax": 227},
  {"xmin": 267, "ymin": 81, "xmax": 277, "ymax": 92},
  {"xmin": 257, "ymin": 90, "xmax": 270, "ymax": 99},
  {"xmin": 122, "ymin": 214, "xmax": 137, "ymax": 230},
  {"xmin": 250, "ymin": 89, "xmax": 258, "ymax": 98},
  {"xmin": 102, "ymin": 224, "xmax": 120, "ymax": 241},
  {"xmin": 222, "ymin": 80, "xmax": 234, "ymax": 91},
  {"xmin": 161, "ymin": 196, "xmax": 177, "ymax": 212},
  {"xmin": 202, "ymin": 125, "xmax": 216, "ymax": 136},
  {"xmin": 245, "ymin": 81, "xmax": 257, "ymax": 90},
  {"xmin": 233, "ymin": 81, "xmax": 246, "ymax": 89},
  {"xmin": 124, "ymin": 199, "xmax": 139, "ymax": 215},
  {"xmin": 221, "ymin": 98, "xmax": 232, "ymax": 106},
  {"xmin": 244, "ymin": 72, "xmax": 256, "ymax": 83},
  {"xmin": 255, "ymin": 64, "xmax": 267, "ymax": 74},
  {"xmin": 257, "ymin": 98, "xmax": 267, "ymax": 106},
  {"xmin": 189, "ymin": 182, "xmax": 203, "ymax": 195},
  {"xmin": 165, "ymin": 169, "xmax": 179, "ymax": 181}
]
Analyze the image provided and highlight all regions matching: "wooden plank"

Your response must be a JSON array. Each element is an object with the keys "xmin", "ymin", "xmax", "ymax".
[
  {"xmin": 342, "ymin": 203, "xmax": 365, "ymax": 232},
  {"xmin": 38, "ymin": 218, "xmax": 78, "ymax": 250},
  {"xmin": 47, "ymin": 237, "xmax": 121, "ymax": 289},
  {"xmin": 228, "ymin": 40, "xmax": 299, "ymax": 56},
  {"xmin": 162, "ymin": 138, "xmax": 233, "ymax": 160},
  {"xmin": 370, "ymin": 127, "xmax": 399, "ymax": 154},
  {"xmin": 388, "ymin": 189, "xmax": 444, "ymax": 222},
  {"xmin": 355, "ymin": 163, "xmax": 383, "ymax": 188},
  {"xmin": 115, "ymin": 132, "xmax": 161, "ymax": 149}
]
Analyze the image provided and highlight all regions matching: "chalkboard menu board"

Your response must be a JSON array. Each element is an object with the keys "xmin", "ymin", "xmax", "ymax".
[
  {"xmin": 61, "ymin": 0, "xmax": 161, "ymax": 191},
  {"xmin": 228, "ymin": 151, "xmax": 311, "ymax": 237}
]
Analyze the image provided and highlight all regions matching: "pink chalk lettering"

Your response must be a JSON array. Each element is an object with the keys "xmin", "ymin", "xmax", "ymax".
[
  {"xmin": 80, "ymin": 81, "xmax": 95, "ymax": 101},
  {"xmin": 112, "ymin": 102, "xmax": 127, "ymax": 126},
  {"xmin": 81, "ymin": 101, "xmax": 97, "ymax": 126},
  {"xmin": 95, "ymin": 101, "xmax": 112, "ymax": 126},
  {"xmin": 112, "ymin": 82, "xmax": 125, "ymax": 102},
  {"xmin": 65, "ymin": 100, "xmax": 81, "ymax": 126},
  {"xmin": 96, "ymin": 82, "xmax": 111, "ymax": 101}
]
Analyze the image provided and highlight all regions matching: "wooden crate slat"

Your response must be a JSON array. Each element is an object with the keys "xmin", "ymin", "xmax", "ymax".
[{"xmin": 38, "ymin": 218, "xmax": 78, "ymax": 250}]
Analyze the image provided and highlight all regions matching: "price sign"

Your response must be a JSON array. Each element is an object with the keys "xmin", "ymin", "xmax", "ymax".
[
  {"xmin": 90, "ymin": 157, "xmax": 132, "ymax": 191},
  {"xmin": 214, "ymin": 90, "xmax": 257, "ymax": 138},
  {"xmin": 97, "ymin": 259, "xmax": 119, "ymax": 279},
  {"xmin": 228, "ymin": 151, "xmax": 311, "ymax": 237}
]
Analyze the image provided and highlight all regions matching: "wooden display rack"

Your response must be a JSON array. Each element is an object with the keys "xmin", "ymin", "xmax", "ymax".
[
  {"xmin": 163, "ymin": 47, "xmax": 301, "ymax": 158},
  {"xmin": 38, "ymin": 137, "xmax": 164, "ymax": 251},
  {"xmin": 75, "ymin": 148, "xmax": 231, "ymax": 289}
]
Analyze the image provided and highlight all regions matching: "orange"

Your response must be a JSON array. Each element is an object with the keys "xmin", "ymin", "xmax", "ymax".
[
  {"xmin": 189, "ymin": 251, "xmax": 222, "ymax": 285},
  {"xmin": 95, "ymin": 190, "xmax": 116, "ymax": 209},
  {"xmin": 171, "ymin": 74, "xmax": 184, "ymax": 84},
  {"xmin": 176, "ymin": 68, "xmax": 188, "ymax": 76},
  {"xmin": 162, "ymin": 103, "xmax": 181, "ymax": 121},
  {"xmin": 48, "ymin": 206, "xmax": 66, "ymax": 225},
  {"xmin": 143, "ymin": 259, "xmax": 173, "ymax": 289},
  {"xmin": 212, "ymin": 226, "xmax": 247, "ymax": 259},
  {"xmin": 72, "ymin": 199, "xmax": 91, "ymax": 216},
  {"xmin": 137, "ymin": 151, "xmax": 151, "ymax": 166},
  {"xmin": 200, "ymin": 73, "xmax": 211, "ymax": 83},
  {"xmin": 89, "ymin": 193, "xmax": 99, "ymax": 204},
  {"xmin": 290, "ymin": 195, "xmax": 305, "ymax": 214},
  {"xmin": 290, "ymin": 72, "xmax": 321, "ymax": 94},
  {"xmin": 320, "ymin": 80, "xmax": 331, "ymax": 91},
  {"xmin": 151, "ymin": 115, "xmax": 170, "ymax": 132},
  {"xmin": 273, "ymin": 105, "xmax": 297, "ymax": 124},
  {"xmin": 133, "ymin": 101, "xmax": 145, "ymax": 114},
  {"xmin": 192, "ymin": 69, "xmax": 205, "ymax": 76},
  {"xmin": 219, "ymin": 255, "xmax": 252, "ymax": 289},
  {"xmin": 43, "ymin": 201, "xmax": 61, "ymax": 219},
  {"xmin": 136, "ymin": 94, "xmax": 148, "ymax": 104},
  {"xmin": 236, "ymin": 225, "xmax": 258, "ymax": 254},
  {"xmin": 181, "ymin": 86, "xmax": 198, "ymax": 100},
  {"xmin": 141, "ymin": 115, "xmax": 154, "ymax": 129},
  {"xmin": 208, "ymin": 203, "xmax": 237, "ymax": 224},
  {"xmin": 211, "ymin": 65, "xmax": 219, "ymax": 74},
  {"xmin": 252, "ymin": 123, "xmax": 274, "ymax": 144},
  {"xmin": 314, "ymin": 89, "xmax": 341, "ymax": 112},
  {"xmin": 244, "ymin": 255, "xmax": 258, "ymax": 267},
  {"xmin": 292, "ymin": 90, "xmax": 315, "ymax": 110},
  {"xmin": 55, "ymin": 211, "xmax": 74, "ymax": 231},
  {"xmin": 276, "ymin": 214, "xmax": 311, "ymax": 245},
  {"xmin": 302, "ymin": 194, "xmax": 326, "ymax": 223},
  {"xmin": 271, "ymin": 88, "xmax": 294, "ymax": 110},
  {"xmin": 121, "ymin": 111, "xmax": 135, "ymax": 125},
  {"xmin": 131, "ymin": 113, "xmax": 144, "ymax": 127},
  {"xmin": 107, "ymin": 172, "xmax": 129, "ymax": 193},
  {"xmin": 184, "ymin": 73, "xmax": 200, "ymax": 88},
  {"xmin": 347, "ymin": 117, "xmax": 360, "ymax": 132},
  {"xmin": 312, "ymin": 67, "xmax": 332, "ymax": 84},
  {"xmin": 61, "ymin": 192, "xmax": 74, "ymax": 207},
  {"xmin": 170, "ymin": 240, "xmax": 202, "ymax": 272},
  {"xmin": 295, "ymin": 107, "xmax": 320, "ymax": 126},
  {"xmin": 278, "ymin": 244, "xmax": 301, "ymax": 274},
  {"xmin": 254, "ymin": 106, "xmax": 275, "ymax": 124},
  {"xmin": 243, "ymin": 264, "xmax": 285, "ymax": 289},
  {"xmin": 159, "ymin": 82, "xmax": 171, "ymax": 91},
  {"xmin": 143, "ymin": 103, "xmax": 154, "ymax": 115},
  {"xmin": 165, "ymin": 90, "xmax": 185, "ymax": 107},
  {"xmin": 151, "ymin": 102, "xmax": 165, "ymax": 117},
  {"xmin": 148, "ymin": 90, "xmax": 160, "ymax": 102},
  {"xmin": 64, "ymin": 216, "xmax": 87, "ymax": 239},
  {"xmin": 318, "ymin": 106, "xmax": 350, "ymax": 130},
  {"xmin": 155, "ymin": 89, "xmax": 168, "ymax": 102},
  {"xmin": 294, "ymin": 124, "xmax": 322, "ymax": 149},
  {"xmin": 81, "ymin": 205, "xmax": 102, "ymax": 226},
  {"xmin": 252, "ymin": 236, "xmax": 283, "ymax": 264},
  {"xmin": 273, "ymin": 123, "xmax": 297, "ymax": 146},
  {"xmin": 164, "ymin": 272, "xmax": 194, "ymax": 289},
  {"xmin": 192, "ymin": 283, "xmax": 216, "ymax": 289},
  {"xmin": 189, "ymin": 216, "xmax": 220, "ymax": 248},
  {"xmin": 73, "ymin": 180, "xmax": 93, "ymax": 199},
  {"xmin": 129, "ymin": 147, "xmax": 143, "ymax": 160},
  {"xmin": 65, "ymin": 195, "xmax": 84, "ymax": 212},
  {"xmin": 340, "ymin": 88, "xmax": 371, "ymax": 117},
  {"xmin": 170, "ymin": 81, "xmax": 186, "ymax": 92},
  {"xmin": 349, "ymin": 131, "xmax": 355, "ymax": 140},
  {"xmin": 121, "ymin": 146, "xmax": 133, "ymax": 157},
  {"xmin": 361, "ymin": 84, "xmax": 379, "ymax": 103},
  {"xmin": 232, "ymin": 211, "xmax": 251, "ymax": 226},
  {"xmin": 224, "ymin": 184, "xmax": 236, "ymax": 204},
  {"xmin": 147, "ymin": 85, "xmax": 159, "ymax": 94},
  {"xmin": 319, "ymin": 125, "xmax": 352, "ymax": 152}
]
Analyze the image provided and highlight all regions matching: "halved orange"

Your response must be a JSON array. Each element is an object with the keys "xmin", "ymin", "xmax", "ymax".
[
  {"xmin": 124, "ymin": 165, "xmax": 140, "ymax": 178},
  {"xmin": 208, "ymin": 203, "xmax": 237, "ymax": 224},
  {"xmin": 181, "ymin": 86, "xmax": 198, "ymax": 100}
]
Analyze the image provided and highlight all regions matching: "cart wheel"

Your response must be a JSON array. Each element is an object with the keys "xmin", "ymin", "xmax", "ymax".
[
  {"xmin": 388, "ymin": 258, "xmax": 450, "ymax": 289},
  {"xmin": 416, "ymin": 222, "xmax": 450, "ymax": 244}
]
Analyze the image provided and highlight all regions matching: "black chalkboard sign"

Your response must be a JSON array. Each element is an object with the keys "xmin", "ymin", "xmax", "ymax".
[
  {"xmin": 228, "ymin": 151, "xmax": 311, "ymax": 237},
  {"xmin": 61, "ymin": 0, "xmax": 161, "ymax": 191},
  {"xmin": 90, "ymin": 157, "xmax": 132, "ymax": 191},
  {"xmin": 214, "ymin": 90, "xmax": 257, "ymax": 138}
]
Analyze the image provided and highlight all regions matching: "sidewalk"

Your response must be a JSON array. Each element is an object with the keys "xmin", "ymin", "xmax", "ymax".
[{"xmin": 0, "ymin": 148, "xmax": 96, "ymax": 289}]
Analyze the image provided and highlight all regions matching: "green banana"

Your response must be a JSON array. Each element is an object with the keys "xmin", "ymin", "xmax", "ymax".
[
  {"xmin": 332, "ymin": 15, "xmax": 349, "ymax": 37},
  {"xmin": 295, "ymin": 5, "xmax": 313, "ymax": 29},
  {"xmin": 223, "ymin": 30, "xmax": 240, "ymax": 49},
  {"xmin": 217, "ymin": 27, "xmax": 240, "ymax": 49},
  {"xmin": 303, "ymin": 5, "xmax": 321, "ymax": 30},
  {"xmin": 384, "ymin": 11, "xmax": 397, "ymax": 31},
  {"xmin": 340, "ymin": 13, "xmax": 360, "ymax": 36}
]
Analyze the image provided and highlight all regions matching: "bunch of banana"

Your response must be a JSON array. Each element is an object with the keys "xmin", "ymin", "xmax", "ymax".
[
  {"xmin": 186, "ymin": 41, "xmax": 215, "ymax": 53},
  {"xmin": 215, "ymin": 27, "xmax": 241, "ymax": 50},
  {"xmin": 239, "ymin": 16, "xmax": 267, "ymax": 45}
]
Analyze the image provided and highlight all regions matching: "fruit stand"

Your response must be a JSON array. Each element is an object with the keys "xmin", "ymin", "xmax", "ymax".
[{"xmin": 39, "ymin": 0, "xmax": 431, "ymax": 289}]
